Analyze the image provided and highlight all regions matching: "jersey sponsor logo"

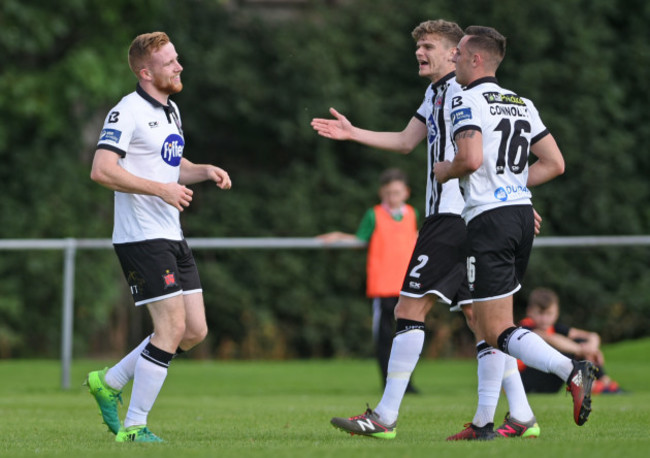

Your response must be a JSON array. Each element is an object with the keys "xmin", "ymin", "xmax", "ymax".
[
  {"xmin": 148, "ymin": 121, "xmax": 159, "ymax": 128},
  {"xmin": 427, "ymin": 113, "xmax": 438, "ymax": 143},
  {"xmin": 482, "ymin": 92, "xmax": 525, "ymax": 106},
  {"xmin": 494, "ymin": 185, "xmax": 530, "ymax": 202},
  {"xmin": 99, "ymin": 128, "xmax": 122, "ymax": 144},
  {"xmin": 495, "ymin": 187, "xmax": 508, "ymax": 201},
  {"xmin": 161, "ymin": 134, "xmax": 184, "ymax": 166},
  {"xmin": 451, "ymin": 107, "xmax": 472, "ymax": 125},
  {"xmin": 409, "ymin": 281, "xmax": 422, "ymax": 290}
]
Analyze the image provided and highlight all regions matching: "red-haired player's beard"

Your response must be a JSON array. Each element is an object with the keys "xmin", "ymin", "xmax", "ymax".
[{"xmin": 153, "ymin": 73, "xmax": 183, "ymax": 95}]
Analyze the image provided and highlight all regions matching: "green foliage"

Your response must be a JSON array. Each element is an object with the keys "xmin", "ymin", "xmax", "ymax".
[{"xmin": 0, "ymin": 0, "xmax": 649, "ymax": 358}]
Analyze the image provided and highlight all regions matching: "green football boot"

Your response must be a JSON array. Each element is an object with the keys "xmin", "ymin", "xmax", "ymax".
[
  {"xmin": 115, "ymin": 425, "xmax": 163, "ymax": 443},
  {"xmin": 84, "ymin": 367, "xmax": 123, "ymax": 434}
]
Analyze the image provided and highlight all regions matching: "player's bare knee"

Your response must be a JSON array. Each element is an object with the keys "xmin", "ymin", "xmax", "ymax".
[
  {"xmin": 185, "ymin": 324, "xmax": 208, "ymax": 347},
  {"xmin": 163, "ymin": 320, "xmax": 187, "ymax": 345},
  {"xmin": 395, "ymin": 297, "xmax": 432, "ymax": 321},
  {"xmin": 461, "ymin": 306, "xmax": 476, "ymax": 333}
]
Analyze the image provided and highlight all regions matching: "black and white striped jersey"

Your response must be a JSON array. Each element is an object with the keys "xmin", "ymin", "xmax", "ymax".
[{"xmin": 415, "ymin": 72, "xmax": 466, "ymax": 217}]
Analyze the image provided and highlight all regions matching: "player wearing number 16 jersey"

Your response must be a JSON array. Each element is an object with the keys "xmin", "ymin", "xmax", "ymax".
[
  {"xmin": 313, "ymin": 20, "xmax": 541, "ymax": 441},
  {"xmin": 435, "ymin": 25, "xmax": 596, "ymax": 427},
  {"xmin": 448, "ymin": 83, "xmax": 546, "ymax": 224}
]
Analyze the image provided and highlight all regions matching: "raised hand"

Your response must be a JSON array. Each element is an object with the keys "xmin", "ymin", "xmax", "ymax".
[{"xmin": 311, "ymin": 107, "xmax": 354, "ymax": 140}]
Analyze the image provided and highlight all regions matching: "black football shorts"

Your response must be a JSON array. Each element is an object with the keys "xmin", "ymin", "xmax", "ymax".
[
  {"xmin": 114, "ymin": 238, "xmax": 202, "ymax": 306},
  {"xmin": 400, "ymin": 214, "xmax": 471, "ymax": 308},
  {"xmin": 466, "ymin": 205, "xmax": 534, "ymax": 301}
]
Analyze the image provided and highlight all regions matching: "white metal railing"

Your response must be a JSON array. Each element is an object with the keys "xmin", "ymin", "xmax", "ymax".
[{"xmin": 1, "ymin": 235, "xmax": 649, "ymax": 389}]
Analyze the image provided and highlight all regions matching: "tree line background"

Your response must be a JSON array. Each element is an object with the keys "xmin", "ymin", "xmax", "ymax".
[{"xmin": 1, "ymin": 0, "xmax": 649, "ymax": 360}]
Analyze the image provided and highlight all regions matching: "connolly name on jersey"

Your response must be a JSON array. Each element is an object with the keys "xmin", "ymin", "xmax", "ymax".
[{"xmin": 482, "ymin": 92, "xmax": 529, "ymax": 117}]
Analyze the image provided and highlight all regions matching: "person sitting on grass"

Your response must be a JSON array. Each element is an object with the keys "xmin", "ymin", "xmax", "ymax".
[{"xmin": 518, "ymin": 287, "xmax": 622, "ymax": 394}]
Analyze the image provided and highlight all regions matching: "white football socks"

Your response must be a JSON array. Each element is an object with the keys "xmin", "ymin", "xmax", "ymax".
[
  {"xmin": 124, "ymin": 357, "xmax": 168, "ymax": 428},
  {"xmin": 472, "ymin": 342, "xmax": 504, "ymax": 427},
  {"xmin": 373, "ymin": 329, "xmax": 424, "ymax": 425},
  {"xmin": 502, "ymin": 354, "xmax": 534, "ymax": 422},
  {"xmin": 504, "ymin": 328, "xmax": 573, "ymax": 382},
  {"xmin": 104, "ymin": 334, "xmax": 152, "ymax": 390},
  {"xmin": 123, "ymin": 343, "xmax": 173, "ymax": 428}
]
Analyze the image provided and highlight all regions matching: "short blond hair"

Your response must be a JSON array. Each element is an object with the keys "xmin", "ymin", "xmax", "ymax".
[
  {"xmin": 128, "ymin": 31, "xmax": 170, "ymax": 76},
  {"xmin": 411, "ymin": 19, "xmax": 463, "ymax": 47}
]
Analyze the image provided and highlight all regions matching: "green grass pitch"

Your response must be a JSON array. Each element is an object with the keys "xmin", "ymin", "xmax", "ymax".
[{"xmin": 0, "ymin": 338, "xmax": 648, "ymax": 458}]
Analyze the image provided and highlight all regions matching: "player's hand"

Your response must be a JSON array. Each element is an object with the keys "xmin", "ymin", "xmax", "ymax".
[
  {"xmin": 208, "ymin": 166, "xmax": 232, "ymax": 190},
  {"xmin": 581, "ymin": 342, "xmax": 603, "ymax": 363},
  {"xmin": 316, "ymin": 232, "xmax": 338, "ymax": 243},
  {"xmin": 433, "ymin": 160, "xmax": 452, "ymax": 184},
  {"xmin": 311, "ymin": 107, "xmax": 353, "ymax": 140},
  {"xmin": 161, "ymin": 182, "xmax": 193, "ymax": 211},
  {"xmin": 533, "ymin": 208, "xmax": 542, "ymax": 236}
]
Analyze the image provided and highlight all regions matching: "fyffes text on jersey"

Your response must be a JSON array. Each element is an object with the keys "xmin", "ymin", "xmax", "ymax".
[{"xmin": 161, "ymin": 134, "xmax": 184, "ymax": 166}]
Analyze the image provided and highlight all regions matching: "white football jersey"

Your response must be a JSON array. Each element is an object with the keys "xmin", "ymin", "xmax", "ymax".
[
  {"xmin": 97, "ymin": 84, "xmax": 185, "ymax": 243},
  {"xmin": 415, "ymin": 72, "xmax": 466, "ymax": 217},
  {"xmin": 449, "ymin": 77, "xmax": 549, "ymax": 222}
]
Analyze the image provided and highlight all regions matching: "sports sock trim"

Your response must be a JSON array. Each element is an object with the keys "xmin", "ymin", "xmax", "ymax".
[
  {"xmin": 395, "ymin": 319, "xmax": 425, "ymax": 334},
  {"xmin": 497, "ymin": 326, "xmax": 519, "ymax": 354},
  {"xmin": 141, "ymin": 343, "xmax": 174, "ymax": 368}
]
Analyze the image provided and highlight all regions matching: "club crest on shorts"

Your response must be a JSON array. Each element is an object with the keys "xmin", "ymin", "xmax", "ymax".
[{"xmin": 162, "ymin": 270, "xmax": 178, "ymax": 289}]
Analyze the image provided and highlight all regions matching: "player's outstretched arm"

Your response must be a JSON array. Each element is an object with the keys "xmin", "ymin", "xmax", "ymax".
[
  {"xmin": 316, "ymin": 231, "xmax": 359, "ymax": 243},
  {"xmin": 311, "ymin": 107, "xmax": 354, "ymax": 141},
  {"xmin": 311, "ymin": 107, "xmax": 426, "ymax": 155}
]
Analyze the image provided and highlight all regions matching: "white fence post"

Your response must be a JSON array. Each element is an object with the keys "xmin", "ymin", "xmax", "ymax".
[{"xmin": 61, "ymin": 238, "xmax": 77, "ymax": 390}]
